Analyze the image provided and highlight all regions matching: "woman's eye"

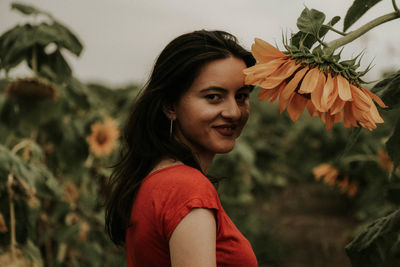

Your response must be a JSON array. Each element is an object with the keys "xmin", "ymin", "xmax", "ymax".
[
  {"xmin": 236, "ymin": 93, "xmax": 249, "ymax": 103},
  {"xmin": 205, "ymin": 94, "xmax": 222, "ymax": 102}
]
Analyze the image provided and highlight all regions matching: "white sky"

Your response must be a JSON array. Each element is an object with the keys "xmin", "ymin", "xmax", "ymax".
[{"xmin": 1, "ymin": 0, "xmax": 399, "ymax": 87}]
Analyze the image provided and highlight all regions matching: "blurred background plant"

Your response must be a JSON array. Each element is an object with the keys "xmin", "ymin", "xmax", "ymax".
[{"xmin": 0, "ymin": 1, "xmax": 399, "ymax": 267}]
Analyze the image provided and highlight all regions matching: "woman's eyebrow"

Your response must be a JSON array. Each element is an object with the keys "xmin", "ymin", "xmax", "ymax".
[
  {"xmin": 200, "ymin": 85, "xmax": 253, "ymax": 93},
  {"xmin": 237, "ymin": 85, "xmax": 253, "ymax": 91},
  {"xmin": 199, "ymin": 86, "xmax": 227, "ymax": 93}
]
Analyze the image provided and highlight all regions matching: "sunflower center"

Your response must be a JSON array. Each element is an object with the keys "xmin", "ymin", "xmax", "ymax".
[{"xmin": 96, "ymin": 130, "xmax": 108, "ymax": 145}]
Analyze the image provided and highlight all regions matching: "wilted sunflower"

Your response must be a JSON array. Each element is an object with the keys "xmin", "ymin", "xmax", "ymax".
[
  {"xmin": 244, "ymin": 38, "xmax": 387, "ymax": 130},
  {"xmin": 312, "ymin": 163, "xmax": 358, "ymax": 197},
  {"xmin": 5, "ymin": 77, "xmax": 58, "ymax": 100},
  {"xmin": 86, "ymin": 118, "xmax": 120, "ymax": 157}
]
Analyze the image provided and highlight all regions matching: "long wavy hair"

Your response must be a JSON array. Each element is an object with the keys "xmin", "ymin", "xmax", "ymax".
[{"xmin": 104, "ymin": 30, "xmax": 255, "ymax": 245}]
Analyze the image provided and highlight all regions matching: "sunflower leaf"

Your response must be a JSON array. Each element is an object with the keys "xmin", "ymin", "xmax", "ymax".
[
  {"xmin": 292, "ymin": 12, "xmax": 339, "ymax": 49},
  {"xmin": 296, "ymin": 7, "xmax": 326, "ymax": 38},
  {"xmin": 371, "ymin": 70, "xmax": 400, "ymax": 110},
  {"xmin": 345, "ymin": 208, "xmax": 400, "ymax": 267},
  {"xmin": 343, "ymin": 0, "xmax": 383, "ymax": 32},
  {"xmin": 11, "ymin": 2, "xmax": 48, "ymax": 16}
]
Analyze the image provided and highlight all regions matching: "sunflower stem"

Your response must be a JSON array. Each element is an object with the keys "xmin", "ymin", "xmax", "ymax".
[
  {"xmin": 316, "ymin": 36, "xmax": 328, "ymax": 47},
  {"xmin": 324, "ymin": 11, "xmax": 400, "ymax": 54},
  {"xmin": 325, "ymin": 25, "xmax": 347, "ymax": 36},
  {"xmin": 32, "ymin": 45, "xmax": 38, "ymax": 77},
  {"xmin": 393, "ymin": 0, "xmax": 400, "ymax": 15}
]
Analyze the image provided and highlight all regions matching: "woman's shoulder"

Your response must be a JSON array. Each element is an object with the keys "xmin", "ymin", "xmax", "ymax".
[
  {"xmin": 145, "ymin": 164, "xmax": 211, "ymax": 188},
  {"xmin": 137, "ymin": 164, "xmax": 218, "ymax": 202}
]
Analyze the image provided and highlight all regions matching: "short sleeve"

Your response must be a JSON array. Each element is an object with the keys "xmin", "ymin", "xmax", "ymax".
[{"xmin": 150, "ymin": 166, "xmax": 221, "ymax": 241}]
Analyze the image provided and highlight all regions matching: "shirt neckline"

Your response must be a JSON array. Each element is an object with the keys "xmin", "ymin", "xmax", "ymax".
[{"xmin": 146, "ymin": 164, "xmax": 186, "ymax": 178}]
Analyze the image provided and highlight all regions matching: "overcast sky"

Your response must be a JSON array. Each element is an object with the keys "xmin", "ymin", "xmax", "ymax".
[{"xmin": 1, "ymin": 0, "xmax": 399, "ymax": 87}]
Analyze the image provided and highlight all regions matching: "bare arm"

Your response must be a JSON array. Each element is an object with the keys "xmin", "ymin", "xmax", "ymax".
[{"xmin": 169, "ymin": 208, "xmax": 217, "ymax": 267}]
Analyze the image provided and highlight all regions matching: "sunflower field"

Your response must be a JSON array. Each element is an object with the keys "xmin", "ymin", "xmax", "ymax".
[{"xmin": 1, "ymin": 1, "xmax": 400, "ymax": 267}]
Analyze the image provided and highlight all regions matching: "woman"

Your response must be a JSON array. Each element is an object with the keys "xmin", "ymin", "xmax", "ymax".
[{"xmin": 104, "ymin": 30, "xmax": 257, "ymax": 266}]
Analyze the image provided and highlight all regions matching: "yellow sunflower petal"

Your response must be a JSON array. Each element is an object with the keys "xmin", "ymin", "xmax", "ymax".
[
  {"xmin": 321, "ymin": 73, "xmax": 338, "ymax": 112},
  {"xmin": 325, "ymin": 113, "xmax": 334, "ymax": 130},
  {"xmin": 350, "ymin": 84, "xmax": 371, "ymax": 111},
  {"xmin": 329, "ymin": 96, "xmax": 345, "ymax": 115},
  {"xmin": 344, "ymin": 102, "xmax": 358, "ymax": 128},
  {"xmin": 336, "ymin": 74, "xmax": 353, "ymax": 101},
  {"xmin": 244, "ymin": 58, "xmax": 286, "ymax": 85},
  {"xmin": 361, "ymin": 88, "xmax": 388, "ymax": 108},
  {"xmin": 369, "ymin": 103, "xmax": 384, "ymax": 123},
  {"xmin": 260, "ymin": 60, "xmax": 301, "ymax": 89},
  {"xmin": 258, "ymin": 87, "xmax": 278, "ymax": 101},
  {"xmin": 306, "ymin": 101, "xmax": 319, "ymax": 117},
  {"xmin": 287, "ymin": 93, "xmax": 308, "ymax": 122},
  {"xmin": 312, "ymin": 163, "xmax": 332, "ymax": 180},
  {"xmin": 280, "ymin": 66, "xmax": 309, "ymax": 101},
  {"xmin": 269, "ymin": 82, "xmax": 286, "ymax": 103},
  {"xmin": 311, "ymin": 72, "xmax": 327, "ymax": 111},
  {"xmin": 279, "ymin": 92, "xmax": 295, "ymax": 114},
  {"xmin": 298, "ymin": 67, "xmax": 321, "ymax": 93},
  {"xmin": 252, "ymin": 38, "xmax": 286, "ymax": 62}
]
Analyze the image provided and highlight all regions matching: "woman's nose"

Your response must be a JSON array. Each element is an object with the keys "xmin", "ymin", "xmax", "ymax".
[{"xmin": 221, "ymin": 98, "xmax": 241, "ymax": 120}]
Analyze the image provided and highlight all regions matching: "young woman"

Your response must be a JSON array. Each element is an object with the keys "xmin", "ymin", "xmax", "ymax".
[{"xmin": 104, "ymin": 30, "xmax": 257, "ymax": 266}]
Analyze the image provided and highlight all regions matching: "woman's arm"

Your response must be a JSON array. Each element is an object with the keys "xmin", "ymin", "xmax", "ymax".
[{"xmin": 169, "ymin": 208, "xmax": 217, "ymax": 267}]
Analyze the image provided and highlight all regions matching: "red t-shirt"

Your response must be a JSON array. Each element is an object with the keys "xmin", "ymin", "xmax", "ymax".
[{"xmin": 125, "ymin": 164, "xmax": 258, "ymax": 267}]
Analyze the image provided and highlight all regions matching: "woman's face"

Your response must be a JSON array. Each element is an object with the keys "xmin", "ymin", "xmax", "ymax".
[{"xmin": 172, "ymin": 57, "xmax": 251, "ymax": 161}]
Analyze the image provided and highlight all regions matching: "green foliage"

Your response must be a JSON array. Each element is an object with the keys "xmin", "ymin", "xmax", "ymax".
[
  {"xmin": 345, "ymin": 208, "xmax": 400, "ymax": 267},
  {"xmin": 344, "ymin": 0, "xmax": 383, "ymax": 32},
  {"xmin": 296, "ymin": 8, "xmax": 326, "ymax": 37},
  {"xmin": 12, "ymin": 2, "xmax": 49, "ymax": 16},
  {"xmin": 291, "ymin": 13, "xmax": 340, "ymax": 49},
  {"xmin": 372, "ymin": 70, "xmax": 400, "ymax": 176},
  {"xmin": 372, "ymin": 70, "xmax": 400, "ymax": 110},
  {"xmin": 0, "ymin": 2, "xmax": 82, "ymax": 80},
  {"xmin": 0, "ymin": 3, "xmax": 139, "ymax": 266}
]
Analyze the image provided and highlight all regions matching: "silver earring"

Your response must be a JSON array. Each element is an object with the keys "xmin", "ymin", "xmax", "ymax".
[{"xmin": 169, "ymin": 119, "xmax": 173, "ymax": 137}]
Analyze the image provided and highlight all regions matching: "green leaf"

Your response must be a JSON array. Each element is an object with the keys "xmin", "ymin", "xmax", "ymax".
[
  {"xmin": 30, "ymin": 48, "xmax": 72, "ymax": 82},
  {"xmin": 345, "ymin": 208, "xmax": 400, "ymax": 266},
  {"xmin": 11, "ymin": 3, "xmax": 47, "ymax": 16},
  {"xmin": 0, "ymin": 25, "xmax": 32, "ymax": 71},
  {"xmin": 0, "ymin": 20, "xmax": 83, "ymax": 72},
  {"xmin": 343, "ymin": 0, "xmax": 383, "ymax": 32},
  {"xmin": 386, "ymin": 118, "xmax": 400, "ymax": 176},
  {"xmin": 371, "ymin": 70, "xmax": 400, "ymax": 110},
  {"xmin": 52, "ymin": 22, "xmax": 83, "ymax": 56},
  {"xmin": 292, "ymin": 12, "xmax": 338, "ymax": 50},
  {"xmin": 296, "ymin": 7, "xmax": 326, "ymax": 38}
]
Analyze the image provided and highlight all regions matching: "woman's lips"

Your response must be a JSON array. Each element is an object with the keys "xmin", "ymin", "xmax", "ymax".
[{"xmin": 213, "ymin": 125, "xmax": 236, "ymax": 136}]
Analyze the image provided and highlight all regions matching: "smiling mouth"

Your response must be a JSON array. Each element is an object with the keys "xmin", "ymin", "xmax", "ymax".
[{"xmin": 213, "ymin": 125, "xmax": 237, "ymax": 136}]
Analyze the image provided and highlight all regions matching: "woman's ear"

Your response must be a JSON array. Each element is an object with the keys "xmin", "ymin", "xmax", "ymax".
[{"xmin": 162, "ymin": 104, "xmax": 176, "ymax": 120}]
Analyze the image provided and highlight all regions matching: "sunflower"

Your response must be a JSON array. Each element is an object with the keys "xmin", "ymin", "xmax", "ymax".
[
  {"xmin": 86, "ymin": 117, "xmax": 120, "ymax": 157},
  {"xmin": 5, "ymin": 77, "xmax": 58, "ymax": 100},
  {"xmin": 244, "ymin": 38, "xmax": 387, "ymax": 130},
  {"xmin": 312, "ymin": 163, "xmax": 358, "ymax": 197}
]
